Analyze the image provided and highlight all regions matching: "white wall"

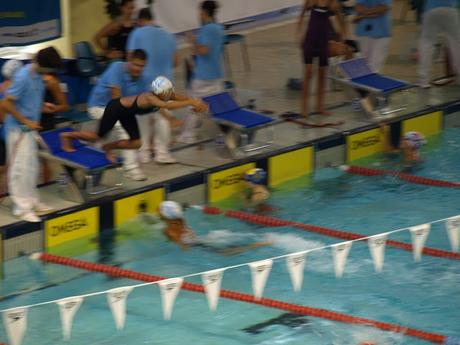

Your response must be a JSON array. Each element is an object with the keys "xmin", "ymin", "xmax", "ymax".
[{"xmin": 138, "ymin": 0, "xmax": 301, "ymax": 33}]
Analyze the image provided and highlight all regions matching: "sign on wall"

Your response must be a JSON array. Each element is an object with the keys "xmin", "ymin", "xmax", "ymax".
[
  {"xmin": 346, "ymin": 128, "xmax": 383, "ymax": 162},
  {"xmin": 0, "ymin": 0, "xmax": 61, "ymax": 47},
  {"xmin": 114, "ymin": 188, "xmax": 165, "ymax": 227},
  {"xmin": 208, "ymin": 163, "xmax": 255, "ymax": 202},
  {"xmin": 45, "ymin": 207, "xmax": 99, "ymax": 252}
]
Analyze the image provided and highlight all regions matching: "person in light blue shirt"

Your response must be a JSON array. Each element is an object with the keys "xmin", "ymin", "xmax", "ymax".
[
  {"xmin": 87, "ymin": 49, "xmax": 151, "ymax": 181},
  {"xmin": 417, "ymin": 0, "xmax": 460, "ymax": 87},
  {"xmin": 1, "ymin": 47, "xmax": 63, "ymax": 222},
  {"xmin": 179, "ymin": 0, "xmax": 225, "ymax": 144},
  {"xmin": 354, "ymin": 0, "xmax": 392, "ymax": 72},
  {"xmin": 126, "ymin": 8, "xmax": 181, "ymax": 164}
]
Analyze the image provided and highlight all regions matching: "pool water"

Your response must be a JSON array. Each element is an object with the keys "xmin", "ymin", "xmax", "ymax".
[{"xmin": 1, "ymin": 129, "xmax": 460, "ymax": 345}]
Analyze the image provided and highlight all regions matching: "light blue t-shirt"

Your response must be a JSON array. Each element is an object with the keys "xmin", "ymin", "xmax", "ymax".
[
  {"xmin": 5, "ymin": 64, "xmax": 44, "ymax": 131},
  {"xmin": 355, "ymin": 0, "xmax": 392, "ymax": 39},
  {"xmin": 88, "ymin": 61, "xmax": 150, "ymax": 108},
  {"xmin": 194, "ymin": 23, "xmax": 224, "ymax": 81},
  {"xmin": 126, "ymin": 25, "xmax": 177, "ymax": 82},
  {"xmin": 424, "ymin": 0, "xmax": 455, "ymax": 12}
]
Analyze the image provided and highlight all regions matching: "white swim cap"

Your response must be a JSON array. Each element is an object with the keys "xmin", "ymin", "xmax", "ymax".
[
  {"xmin": 1, "ymin": 59, "xmax": 23, "ymax": 80},
  {"xmin": 151, "ymin": 76, "xmax": 174, "ymax": 100},
  {"xmin": 159, "ymin": 201, "xmax": 183, "ymax": 220}
]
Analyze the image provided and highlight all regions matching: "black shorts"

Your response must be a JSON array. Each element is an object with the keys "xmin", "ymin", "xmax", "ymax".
[
  {"xmin": 40, "ymin": 113, "xmax": 56, "ymax": 132},
  {"xmin": 97, "ymin": 99, "xmax": 140, "ymax": 140}
]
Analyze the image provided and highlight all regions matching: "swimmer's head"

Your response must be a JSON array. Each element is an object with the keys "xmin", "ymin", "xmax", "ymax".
[
  {"xmin": 159, "ymin": 201, "xmax": 183, "ymax": 220},
  {"xmin": 1, "ymin": 59, "xmax": 23, "ymax": 80},
  {"xmin": 402, "ymin": 131, "xmax": 426, "ymax": 150},
  {"xmin": 151, "ymin": 76, "xmax": 174, "ymax": 101},
  {"xmin": 244, "ymin": 168, "xmax": 267, "ymax": 185}
]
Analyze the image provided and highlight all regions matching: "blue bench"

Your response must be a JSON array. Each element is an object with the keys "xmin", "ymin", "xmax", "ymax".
[
  {"xmin": 203, "ymin": 92, "xmax": 274, "ymax": 152},
  {"xmin": 332, "ymin": 58, "xmax": 413, "ymax": 115},
  {"xmin": 39, "ymin": 127, "xmax": 122, "ymax": 202}
]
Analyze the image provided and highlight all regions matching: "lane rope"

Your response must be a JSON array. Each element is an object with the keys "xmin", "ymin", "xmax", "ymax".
[
  {"xmin": 36, "ymin": 252, "xmax": 450, "ymax": 344},
  {"xmin": 202, "ymin": 207, "xmax": 460, "ymax": 261},
  {"xmin": 340, "ymin": 165, "xmax": 460, "ymax": 188}
]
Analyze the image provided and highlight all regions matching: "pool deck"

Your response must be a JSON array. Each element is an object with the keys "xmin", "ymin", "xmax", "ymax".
[{"xmin": 1, "ymin": 2, "xmax": 460, "ymax": 257}]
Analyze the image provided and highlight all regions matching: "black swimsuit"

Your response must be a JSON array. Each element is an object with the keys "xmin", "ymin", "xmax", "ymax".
[{"xmin": 97, "ymin": 97, "xmax": 158, "ymax": 140}]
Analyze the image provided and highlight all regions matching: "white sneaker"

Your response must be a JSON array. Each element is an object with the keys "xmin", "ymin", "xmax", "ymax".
[
  {"xmin": 155, "ymin": 154, "xmax": 177, "ymax": 164},
  {"xmin": 139, "ymin": 152, "xmax": 152, "ymax": 164},
  {"xmin": 124, "ymin": 167, "xmax": 147, "ymax": 181},
  {"xmin": 20, "ymin": 211, "xmax": 41, "ymax": 223},
  {"xmin": 35, "ymin": 202, "xmax": 54, "ymax": 214}
]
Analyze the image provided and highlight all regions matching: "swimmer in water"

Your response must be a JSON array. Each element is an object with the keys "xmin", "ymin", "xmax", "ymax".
[
  {"xmin": 241, "ymin": 168, "xmax": 274, "ymax": 213},
  {"xmin": 380, "ymin": 123, "xmax": 426, "ymax": 169},
  {"xmin": 159, "ymin": 201, "xmax": 271, "ymax": 255}
]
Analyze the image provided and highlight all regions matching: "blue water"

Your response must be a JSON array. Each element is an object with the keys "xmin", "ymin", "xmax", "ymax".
[{"xmin": 1, "ymin": 129, "xmax": 460, "ymax": 345}]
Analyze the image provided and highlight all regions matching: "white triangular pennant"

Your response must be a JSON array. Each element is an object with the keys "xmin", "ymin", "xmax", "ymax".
[
  {"xmin": 446, "ymin": 216, "xmax": 460, "ymax": 252},
  {"xmin": 331, "ymin": 241, "xmax": 352, "ymax": 278},
  {"xmin": 2, "ymin": 307, "xmax": 28, "ymax": 345},
  {"xmin": 249, "ymin": 259, "xmax": 273, "ymax": 300},
  {"xmin": 368, "ymin": 233, "xmax": 388, "ymax": 272},
  {"xmin": 57, "ymin": 296, "xmax": 84, "ymax": 340},
  {"xmin": 409, "ymin": 224, "xmax": 431, "ymax": 262},
  {"xmin": 286, "ymin": 252, "xmax": 306, "ymax": 292},
  {"xmin": 107, "ymin": 286, "xmax": 134, "ymax": 330},
  {"xmin": 201, "ymin": 269, "xmax": 225, "ymax": 311},
  {"xmin": 158, "ymin": 277, "xmax": 183, "ymax": 320}
]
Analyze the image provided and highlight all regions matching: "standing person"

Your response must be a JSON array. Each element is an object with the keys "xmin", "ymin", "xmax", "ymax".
[
  {"xmin": 0, "ymin": 60, "xmax": 24, "ymax": 197},
  {"xmin": 40, "ymin": 73, "xmax": 69, "ymax": 183},
  {"xmin": 417, "ymin": 0, "xmax": 460, "ymax": 88},
  {"xmin": 354, "ymin": 0, "xmax": 392, "ymax": 73},
  {"xmin": 86, "ymin": 49, "xmax": 150, "ymax": 181},
  {"xmin": 1, "ymin": 47, "xmax": 63, "ymax": 222},
  {"xmin": 127, "ymin": 7, "xmax": 180, "ymax": 164},
  {"xmin": 353, "ymin": 0, "xmax": 392, "ymax": 118},
  {"xmin": 61, "ymin": 76, "xmax": 208, "ymax": 163},
  {"xmin": 297, "ymin": 0, "xmax": 347, "ymax": 118},
  {"xmin": 178, "ymin": 0, "xmax": 225, "ymax": 145},
  {"xmin": 93, "ymin": 0, "xmax": 136, "ymax": 61}
]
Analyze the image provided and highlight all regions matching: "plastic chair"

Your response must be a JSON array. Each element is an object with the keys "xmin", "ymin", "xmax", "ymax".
[{"xmin": 74, "ymin": 41, "xmax": 103, "ymax": 78}]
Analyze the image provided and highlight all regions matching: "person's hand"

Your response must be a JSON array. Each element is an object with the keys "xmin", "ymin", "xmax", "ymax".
[
  {"xmin": 192, "ymin": 99, "xmax": 209, "ymax": 113},
  {"xmin": 24, "ymin": 119, "xmax": 42, "ymax": 131},
  {"xmin": 42, "ymin": 102, "xmax": 57, "ymax": 113}
]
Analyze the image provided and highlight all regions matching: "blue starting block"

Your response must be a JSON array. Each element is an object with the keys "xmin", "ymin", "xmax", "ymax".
[
  {"xmin": 39, "ymin": 127, "xmax": 122, "ymax": 202},
  {"xmin": 203, "ymin": 92, "xmax": 275, "ymax": 152},
  {"xmin": 331, "ymin": 57, "xmax": 414, "ymax": 115}
]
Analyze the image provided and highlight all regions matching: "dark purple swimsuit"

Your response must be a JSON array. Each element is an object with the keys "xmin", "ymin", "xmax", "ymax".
[{"xmin": 302, "ymin": 3, "xmax": 333, "ymax": 66}]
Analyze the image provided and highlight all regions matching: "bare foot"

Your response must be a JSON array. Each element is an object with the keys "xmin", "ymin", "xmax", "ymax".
[
  {"xmin": 60, "ymin": 134, "xmax": 76, "ymax": 152},
  {"xmin": 300, "ymin": 112, "xmax": 310, "ymax": 118},
  {"xmin": 104, "ymin": 149, "xmax": 117, "ymax": 164},
  {"xmin": 316, "ymin": 109, "xmax": 332, "ymax": 116}
]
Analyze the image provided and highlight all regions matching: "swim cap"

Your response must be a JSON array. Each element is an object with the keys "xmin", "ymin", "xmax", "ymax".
[
  {"xmin": 403, "ymin": 131, "xmax": 426, "ymax": 150},
  {"xmin": 1, "ymin": 59, "xmax": 23, "ymax": 80},
  {"xmin": 244, "ymin": 168, "xmax": 267, "ymax": 185},
  {"xmin": 151, "ymin": 76, "xmax": 174, "ymax": 100},
  {"xmin": 159, "ymin": 201, "xmax": 183, "ymax": 220}
]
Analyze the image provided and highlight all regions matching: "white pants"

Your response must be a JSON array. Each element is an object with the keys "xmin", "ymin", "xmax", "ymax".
[
  {"xmin": 179, "ymin": 79, "xmax": 224, "ymax": 141},
  {"xmin": 418, "ymin": 7, "xmax": 460, "ymax": 85},
  {"xmin": 357, "ymin": 37, "xmax": 391, "ymax": 72},
  {"xmin": 89, "ymin": 106, "xmax": 139, "ymax": 171},
  {"xmin": 7, "ymin": 128, "xmax": 39, "ymax": 212},
  {"xmin": 133, "ymin": 111, "xmax": 174, "ymax": 160}
]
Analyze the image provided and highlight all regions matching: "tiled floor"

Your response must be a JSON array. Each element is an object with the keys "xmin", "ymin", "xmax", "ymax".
[{"xmin": 1, "ymin": 0, "xmax": 459, "ymax": 227}]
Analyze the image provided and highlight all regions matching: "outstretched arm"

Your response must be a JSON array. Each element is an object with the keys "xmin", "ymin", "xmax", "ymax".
[{"xmin": 146, "ymin": 92, "xmax": 208, "ymax": 113}]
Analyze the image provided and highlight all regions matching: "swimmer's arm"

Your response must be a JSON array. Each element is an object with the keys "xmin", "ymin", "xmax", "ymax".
[
  {"xmin": 297, "ymin": 0, "xmax": 312, "ymax": 34},
  {"xmin": 147, "ymin": 92, "xmax": 208, "ymax": 113}
]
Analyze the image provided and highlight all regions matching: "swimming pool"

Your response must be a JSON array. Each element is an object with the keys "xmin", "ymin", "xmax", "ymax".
[{"xmin": 1, "ymin": 129, "xmax": 460, "ymax": 345}]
